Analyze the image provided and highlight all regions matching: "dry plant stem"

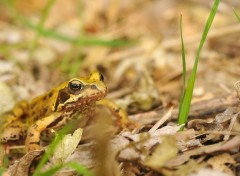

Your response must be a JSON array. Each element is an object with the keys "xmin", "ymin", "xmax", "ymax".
[
  {"xmin": 129, "ymin": 93, "xmax": 240, "ymax": 125},
  {"xmin": 195, "ymin": 131, "xmax": 240, "ymax": 136},
  {"xmin": 212, "ymin": 136, "xmax": 240, "ymax": 151},
  {"xmin": 8, "ymin": 145, "xmax": 25, "ymax": 150},
  {"xmin": 149, "ymin": 107, "xmax": 173, "ymax": 133},
  {"xmin": 219, "ymin": 83, "xmax": 231, "ymax": 94},
  {"xmin": 223, "ymin": 111, "xmax": 240, "ymax": 141}
]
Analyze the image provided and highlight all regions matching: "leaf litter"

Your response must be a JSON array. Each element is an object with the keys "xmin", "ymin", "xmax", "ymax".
[{"xmin": 0, "ymin": 0, "xmax": 240, "ymax": 176}]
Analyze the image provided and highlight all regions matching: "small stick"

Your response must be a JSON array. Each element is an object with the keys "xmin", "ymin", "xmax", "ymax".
[{"xmin": 149, "ymin": 107, "xmax": 173, "ymax": 133}]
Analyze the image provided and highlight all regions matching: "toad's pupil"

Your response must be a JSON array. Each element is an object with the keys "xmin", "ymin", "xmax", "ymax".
[
  {"xmin": 69, "ymin": 81, "xmax": 82, "ymax": 91},
  {"xmin": 72, "ymin": 83, "xmax": 80, "ymax": 89}
]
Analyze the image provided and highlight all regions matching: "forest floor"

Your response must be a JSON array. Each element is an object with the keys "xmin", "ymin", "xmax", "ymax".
[{"xmin": 0, "ymin": 0, "xmax": 239, "ymax": 176}]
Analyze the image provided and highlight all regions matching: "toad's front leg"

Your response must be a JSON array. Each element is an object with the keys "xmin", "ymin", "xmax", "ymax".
[
  {"xmin": 97, "ymin": 99, "xmax": 136, "ymax": 129},
  {"xmin": 25, "ymin": 112, "xmax": 61, "ymax": 152}
]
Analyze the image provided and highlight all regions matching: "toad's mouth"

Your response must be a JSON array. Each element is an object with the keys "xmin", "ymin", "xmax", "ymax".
[
  {"xmin": 76, "ymin": 93, "xmax": 105, "ymax": 105},
  {"xmin": 64, "ymin": 92, "xmax": 106, "ymax": 110}
]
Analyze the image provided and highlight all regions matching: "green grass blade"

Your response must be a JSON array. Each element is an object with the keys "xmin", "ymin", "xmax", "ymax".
[
  {"xmin": 33, "ymin": 120, "xmax": 91, "ymax": 176},
  {"xmin": 65, "ymin": 162, "xmax": 93, "ymax": 176},
  {"xmin": 233, "ymin": 8, "xmax": 240, "ymax": 22},
  {"xmin": 60, "ymin": 49, "xmax": 74, "ymax": 72},
  {"xmin": 1, "ymin": 0, "xmax": 133, "ymax": 48},
  {"xmin": 178, "ymin": 14, "xmax": 187, "ymax": 126},
  {"xmin": 180, "ymin": 14, "xmax": 186, "ymax": 89},
  {"xmin": 38, "ymin": 162, "xmax": 93, "ymax": 176},
  {"xmin": 19, "ymin": 17, "xmax": 132, "ymax": 47},
  {"xmin": 69, "ymin": 57, "xmax": 83, "ymax": 77},
  {"xmin": 178, "ymin": 0, "xmax": 220, "ymax": 126},
  {"xmin": 33, "ymin": 125, "xmax": 72, "ymax": 176},
  {"xmin": 0, "ymin": 167, "xmax": 7, "ymax": 176},
  {"xmin": 29, "ymin": 0, "xmax": 56, "ymax": 59}
]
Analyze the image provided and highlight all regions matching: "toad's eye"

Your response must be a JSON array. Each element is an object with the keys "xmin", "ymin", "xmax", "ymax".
[
  {"xmin": 68, "ymin": 80, "xmax": 83, "ymax": 92},
  {"xmin": 99, "ymin": 73, "xmax": 104, "ymax": 82}
]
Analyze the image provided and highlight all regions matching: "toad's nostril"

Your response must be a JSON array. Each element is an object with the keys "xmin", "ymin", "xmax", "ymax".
[
  {"xmin": 99, "ymin": 73, "xmax": 104, "ymax": 82},
  {"xmin": 91, "ymin": 85, "xmax": 97, "ymax": 89}
]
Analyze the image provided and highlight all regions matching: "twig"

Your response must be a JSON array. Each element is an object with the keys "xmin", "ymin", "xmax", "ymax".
[{"xmin": 149, "ymin": 107, "xmax": 173, "ymax": 133}]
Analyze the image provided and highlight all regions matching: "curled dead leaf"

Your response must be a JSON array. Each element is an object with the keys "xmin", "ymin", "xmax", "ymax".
[{"xmin": 8, "ymin": 150, "xmax": 43, "ymax": 176}]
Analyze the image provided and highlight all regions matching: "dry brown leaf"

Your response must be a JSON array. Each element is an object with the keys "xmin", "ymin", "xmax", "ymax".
[
  {"xmin": 8, "ymin": 150, "xmax": 43, "ymax": 176},
  {"xmin": 121, "ymin": 162, "xmax": 140, "ymax": 176},
  {"xmin": 187, "ymin": 108, "xmax": 238, "ymax": 142},
  {"xmin": 189, "ymin": 168, "xmax": 231, "ymax": 176},
  {"xmin": 188, "ymin": 119, "xmax": 220, "ymax": 131},
  {"xmin": 174, "ymin": 159, "xmax": 205, "ymax": 176},
  {"xmin": 207, "ymin": 153, "xmax": 236, "ymax": 176},
  {"xmin": 142, "ymin": 136, "xmax": 178, "ymax": 171},
  {"xmin": 223, "ymin": 111, "xmax": 240, "ymax": 140},
  {"xmin": 166, "ymin": 136, "xmax": 240, "ymax": 167},
  {"xmin": 178, "ymin": 138, "xmax": 203, "ymax": 151},
  {"xmin": 175, "ymin": 129, "xmax": 203, "ymax": 151},
  {"xmin": 0, "ymin": 82, "xmax": 16, "ymax": 115},
  {"xmin": 188, "ymin": 108, "xmax": 235, "ymax": 131},
  {"xmin": 218, "ymin": 136, "xmax": 240, "ymax": 151},
  {"xmin": 117, "ymin": 125, "xmax": 180, "ymax": 161},
  {"xmin": 114, "ymin": 68, "xmax": 162, "ymax": 114}
]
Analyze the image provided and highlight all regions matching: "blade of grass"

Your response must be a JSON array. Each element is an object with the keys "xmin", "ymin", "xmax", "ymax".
[
  {"xmin": 178, "ymin": 14, "xmax": 187, "ymax": 125},
  {"xmin": 33, "ymin": 124, "xmax": 72, "ymax": 176},
  {"xmin": 180, "ymin": 14, "xmax": 187, "ymax": 90},
  {"xmin": 60, "ymin": 49, "xmax": 75, "ymax": 73},
  {"xmin": 0, "ymin": 167, "xmax": 7, "ymax": 175},
  {"xmin": 69, "ymin": 57, "xmax": 83, "ymax": 77},
  {"xmin": 19, "ymin": 17, "xmax": 133, "ymax": 47},
  {"xmin": 2, "ymin": 0, "xmax": 133, "ymax": 47},
  {"xmin": 178, "ymin": 0, "xmax": 220, "ymax": 127},
  {"xmin": 29, "ymin": 0, "xmax": 57, "ymax": 59},
  {"xmin": 33, "ymin": 118, "xmax": 91, "ymax": 176},
  {"xmin": 233, "ymin": 8, "xmax": 240, "ymax": 22},
  {"xmin": 0, "ymin": 0, "xmax": 17, "ymax": 19},
  {"xmin": 59, "ymin": 47, "xmax": 83, "ymax": 76},
  {"xmin": 38, "ymin": 162, "xmax": 93, "ymax": 176}
]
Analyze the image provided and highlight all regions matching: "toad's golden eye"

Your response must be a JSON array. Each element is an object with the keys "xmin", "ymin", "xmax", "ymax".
[{"xmin": 68, "ymin": 80, "xmax": 83, "ymax": 92}]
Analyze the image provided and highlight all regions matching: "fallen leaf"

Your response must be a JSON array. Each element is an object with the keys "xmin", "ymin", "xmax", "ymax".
[
  {"xmin": 142, "ymin": 136, "xmax": 178, "ymax": 171},
  {"xmin": 51, "ymin": 128, "xmax": 83, "ymax": 164},
  {"xmin": 166, "ymin": 136, "xmax": 240, "ymax": 167},
  {"xmin": 8, "ymin": 150, "xmax": 43, "ymax": 176},
  {"xmin": 0, "ymin": 82, "xmax": 16, "ymax": 115},
  {"xmin": 115, "ymin": 70, "xmax": 162, "ymax": 114},
  {"xmin": 207, "ymin": 153, "xmax": 236, "ymax": 176},
  {"xmin": 189, "ymin": 168, "xmax": 231, "ymax": 176},
  {"xmin": 174, "ymin": 159, "xmax": 205, "ymax": 176},
  {"xmin": 117, "ymin": 126, "xmax": 180, "ymax": 161}
]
